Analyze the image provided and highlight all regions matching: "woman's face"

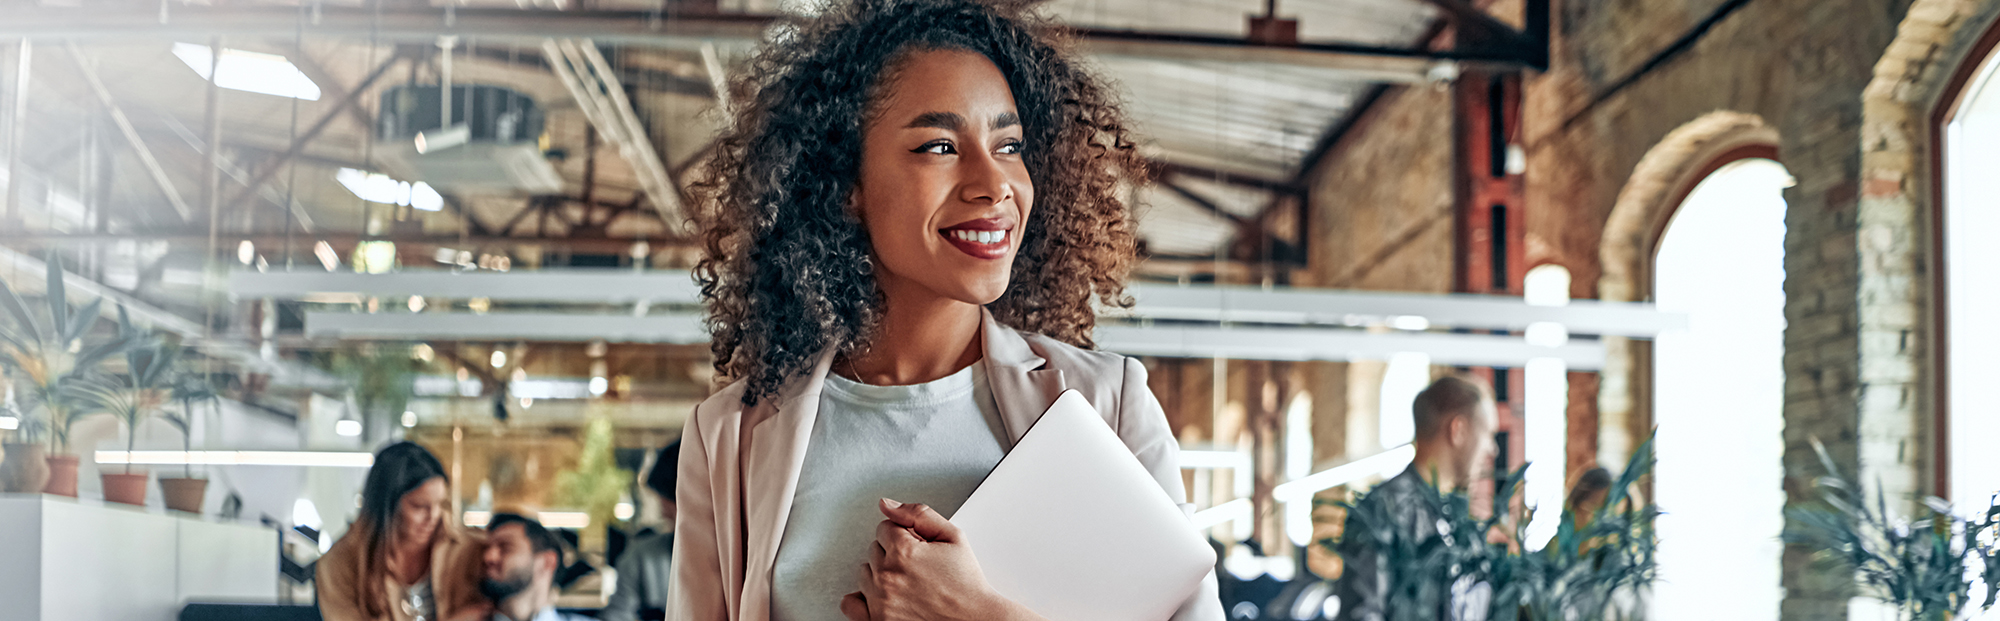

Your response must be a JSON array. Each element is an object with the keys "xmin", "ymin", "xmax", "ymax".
[
  {"xmin": 855, "ymin": 49, "xmax": 1034, "ymax": 307},
  {"xmin": 394, "ymin": 477, "xmax": 449, "ymax": 547}
]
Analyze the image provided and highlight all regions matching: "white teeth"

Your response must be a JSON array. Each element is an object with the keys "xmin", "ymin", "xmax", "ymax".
[{"xmin": 949, "ymin": 229, "xmax": 1008, "ymax": 244}]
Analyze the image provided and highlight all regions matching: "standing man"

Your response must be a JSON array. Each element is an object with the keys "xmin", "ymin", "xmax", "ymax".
[
  {"xmin": 480, "ymin": 514, "xmax": 591, "ymax": 621},
  {"xmin": 599, "ymin": 441, "xmax": 678, "ymax": 621},
  {"xmin": 1334, "ymin": 375, "xmax": 1500, "ymax": 621}
]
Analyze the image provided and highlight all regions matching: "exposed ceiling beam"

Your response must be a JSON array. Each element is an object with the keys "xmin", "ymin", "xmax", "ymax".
[
  {"xmin": 283, "ymin": 47, "xmax": 381, "ymax": 134},
  {"xmin": 465, "ymin": 45, "xmax": 714, "ymax": 98},
  {"xmin": 1075, "ymin": 27, "xmax": 1530, "ymax": 79},
  {"xmin": 0, "ymin": 231, "xmax": 696, "ymax": 254},
  {"xmin": 543, "ymin": 38, "xmax": 684, "ymax": 232},
  {"xmin": 0, "ymin": 6, "xmax": 777, "ymax": 46},
  {"xmin": 0, "ymin": 6, "xmax": 1537, "ymax": 77},
  {"xmin": 65, "ymin": 42, "xmax": 196, "ymax": 222},
  {"xmin": 1155, "ymin": 161, "xmax": 1303, "ymax": 195}
]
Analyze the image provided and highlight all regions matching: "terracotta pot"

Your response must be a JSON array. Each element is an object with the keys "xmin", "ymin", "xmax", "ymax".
[
  {"xmin": 102, "ymin": 471, "xmax": 149, "ymax": 506},
  {"xmin": 160, "ymin": 477, "xmax": 208, "ymax": 514},
  {"xmin": 43, "ymin": 454, "xmax": 79, "ymax": 497},
  {"xmin": 0, "ymin": 443, "xmax": 50, "ymax": 493}
]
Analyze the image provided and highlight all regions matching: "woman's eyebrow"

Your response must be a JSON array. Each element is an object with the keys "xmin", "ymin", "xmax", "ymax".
[
  {"xmin": 902, "ymin": 111, "xmax": 1020, "ymax": 130},
  {"xmin": 905, "ymin": 111, "xmax": 964, "ymax": 130}
]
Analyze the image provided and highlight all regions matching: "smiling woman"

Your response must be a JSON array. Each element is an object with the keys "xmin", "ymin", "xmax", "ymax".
[
  {"xmin": 692, "ymin": 0, "xmax": 1147, "ymax": 404},
  {"xmin": 672, "ymin": 2, "xmax": 1219, "ymax": 621}
]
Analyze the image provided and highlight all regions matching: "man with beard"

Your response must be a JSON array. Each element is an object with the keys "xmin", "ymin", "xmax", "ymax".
[
  {"xmin": 480, "ymin": 514, "xmax": 590, "ymax": 621},
  {"xmin": 1333, "ymin": 375, "xmax": 1501, "ymax": 621}
]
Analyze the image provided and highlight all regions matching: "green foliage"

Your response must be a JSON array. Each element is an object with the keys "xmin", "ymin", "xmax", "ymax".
[
  {"xmin": 1331, "ymin": 437, "xmax": 1659, "ymax": 621},
  {"xmin": 161, "ymin": 369, "xmax": 220, "ymax": 478},
  {"xmin": 0, "ymin": 252, "xmax": 137, "ymax": 451},
  {"xmin": 1784, "ymin": 438, "xmax": 2000, "ymax": 621},
  {"xmin": 1487, "ymin": 438, "xmax": 1657, "ymax": 621},
  {"xmin": 325, "ymin": 343, "xmax": 419, "ymax": 425},
  {"xmin": 68, "ymin": 307, "xmax": 183, "ymax": 474},
  {"xmin": 555, "ymin": 413, "xmax": 631, "ymax": 542}
]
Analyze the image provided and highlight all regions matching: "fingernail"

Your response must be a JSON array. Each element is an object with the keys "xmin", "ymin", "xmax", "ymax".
[{"xmin": 882, "ymin": 498, "xmax": 903, "ymax": 509}]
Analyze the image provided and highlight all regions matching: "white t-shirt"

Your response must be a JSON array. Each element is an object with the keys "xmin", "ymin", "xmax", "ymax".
[{"xmin": 769, "ymin": 361, "xmax": 1008, "ymax": 621}]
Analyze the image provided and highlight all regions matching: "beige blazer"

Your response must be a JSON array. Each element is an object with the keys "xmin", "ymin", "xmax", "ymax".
[
  {"xmin": 317, "ymin": 524, "xmax": 489, "ymax": 621},
  {"xmin": 667, "ymin": 309, "xmax": 1225, "ymax": 621}
]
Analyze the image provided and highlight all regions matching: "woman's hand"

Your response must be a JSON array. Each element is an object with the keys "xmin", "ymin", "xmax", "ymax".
[{"xmin": 838, "ymin": 498, "xmax": 1047, "ymax": 621}]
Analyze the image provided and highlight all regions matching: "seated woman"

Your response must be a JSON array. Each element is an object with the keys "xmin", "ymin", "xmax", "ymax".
[
  {"xmin": 667, "ymin": 1, "xmax": 1224, "ymax": 619},
  {"xmin": 318, "ymin": 441, "xmax": 489, "ymax": 621}
]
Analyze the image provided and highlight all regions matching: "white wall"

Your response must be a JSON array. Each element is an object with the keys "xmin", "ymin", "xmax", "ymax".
[{"xmin": 0, "ymin": 496, "xmax": 279, "ymax": 621}]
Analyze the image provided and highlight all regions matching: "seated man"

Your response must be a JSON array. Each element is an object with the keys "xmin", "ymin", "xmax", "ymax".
[{"xmin": 481, "ymin": 514, "xmax": 591, "ymax": 621}]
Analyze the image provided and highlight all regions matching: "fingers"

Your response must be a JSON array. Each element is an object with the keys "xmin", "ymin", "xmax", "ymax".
[
  {"xmin": 876, "ymin": 516, "xmax": 923, "ymax": 548},
  {"xmin": 878, "ymin": 498, "xmax": 917, "ymax": 526},
  {"xmin": 880, "ymin": 498, "xmax": 960, "ymax": 543},
  {"xmin": 857, "ymin": 562, "xmax": 884, "ymax": 601},
  {"xmin": 839, "ymin": 592, "xmax": 869, "ymax": 621},
  {"xmin": 870, "ymin": 540, "xmax": 888, "ymax": 567}
]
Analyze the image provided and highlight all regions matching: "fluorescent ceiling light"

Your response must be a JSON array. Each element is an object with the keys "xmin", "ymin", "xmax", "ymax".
[
  {"xmin": 172, "ymin": 43, "xmax": 322, "ymax": 101},
  {"xmin": 335, "ymin": 419, "xmax": 362, "ymax": 437},
  {"xmin": 336, "ymin": 168, "xmax": 444, "ymax": 212},
  {"xmin": 0, "ymin": 416, "xmax": 17, "ymax": 430},
  {"xmin": 98, "ymin": 450, "xmax": 375, "ymax": 468}
]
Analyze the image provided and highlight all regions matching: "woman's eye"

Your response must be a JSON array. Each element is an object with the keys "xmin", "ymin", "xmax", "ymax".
[
  {"xmin": 915, "ymin": 141, "xmax": 955, "ymax": 155},
  {"xmin": 997, "ymin": 141, "xmax": 1023, "ymax": 155}
]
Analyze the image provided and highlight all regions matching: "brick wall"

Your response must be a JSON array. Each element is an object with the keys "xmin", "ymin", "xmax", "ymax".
[
  {"xmin": 1300, "ymin": 84, "xmax": 1457, "ymax": 293},
  {"xmin": 1282, "ymin": 0, "xmax": 2000, "ymax": 614}
]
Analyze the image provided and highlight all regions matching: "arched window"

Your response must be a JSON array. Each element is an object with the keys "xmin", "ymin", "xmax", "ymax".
[
  {"xmin": 1650, "ymin": 158, "xmax": 1791, "ymax": 620},
  {"xmin": 1941, "ymin": 21, "xmax": 2000, "ymax": 616},
  {"xmin": 1944, "ymin": 28, "xmax": 2000, "ymax": 513}
]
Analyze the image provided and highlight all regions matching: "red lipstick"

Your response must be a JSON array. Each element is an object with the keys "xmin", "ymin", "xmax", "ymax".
[{"xmin": 939, "ymin": 218, "xmax": 1015, "ymax": 260}]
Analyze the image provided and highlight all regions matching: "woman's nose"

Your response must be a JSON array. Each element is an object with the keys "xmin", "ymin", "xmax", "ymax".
[{"xmin": 958, "ymin": 152, "xmax": 1014, "ymax": 206}]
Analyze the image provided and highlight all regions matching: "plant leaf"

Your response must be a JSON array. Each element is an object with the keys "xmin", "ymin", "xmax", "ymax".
[
  {"xmin": 62, "ymin": 297, "xmax": 103, "ymax": 346},
  {"xmin": 0, "ymin": 275, "xmax": 41, "ymax": 344},
  {"xmin": 44, "ymin": 251, "xmax": 66, "ymax": 337}
]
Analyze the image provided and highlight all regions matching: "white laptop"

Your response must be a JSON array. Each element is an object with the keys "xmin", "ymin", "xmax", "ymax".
[{"xmin": 950, "ymin": 390, "xmax": 1216, "ymax": 621}]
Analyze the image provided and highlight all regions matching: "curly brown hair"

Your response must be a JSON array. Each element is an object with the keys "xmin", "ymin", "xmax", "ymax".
[{"xmin": 693, "ymin": 0, "xmax": 1148, "ymax": 404}]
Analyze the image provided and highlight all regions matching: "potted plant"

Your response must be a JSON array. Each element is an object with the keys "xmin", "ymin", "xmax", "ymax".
[
  {"xmin": 158, "ymin": 370, "xmax": 218, "ymax": 514},
  {"xmin": 1785, "ymin": 438, "xmax": 2000, "ymax": 621},
  {"xmin": 1330, "ymin": 437, "xmax": 1659, "ymax": 621},
  {"xmin": 69, "ymin": 308, "xmax": 175, "ymax": 507},
  {"xmin": 0, "ymin": 252, "xmax": 135, "ymax": 497},
  {"xmin": 0, "ymin": 381, "xmax": 51, "ymax": 493}
]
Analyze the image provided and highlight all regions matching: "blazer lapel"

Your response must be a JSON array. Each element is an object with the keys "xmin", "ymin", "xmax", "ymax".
[
  {"xmin": 979, "ymin": 309, "xmax": 1067, "ymax": 448},
  {"xmin": 738, "ymin": 351, "xmax": 835, "ymax": 621}
]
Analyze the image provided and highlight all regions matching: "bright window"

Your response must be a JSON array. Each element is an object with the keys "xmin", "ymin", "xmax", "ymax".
[
  {"xmin": 1945, "ymin": 39, "xmax": 2000, "ymax": 617},
  {"xmin": 1651, "ymin": 158, "xmax": 1790, "ymax": 620}
]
